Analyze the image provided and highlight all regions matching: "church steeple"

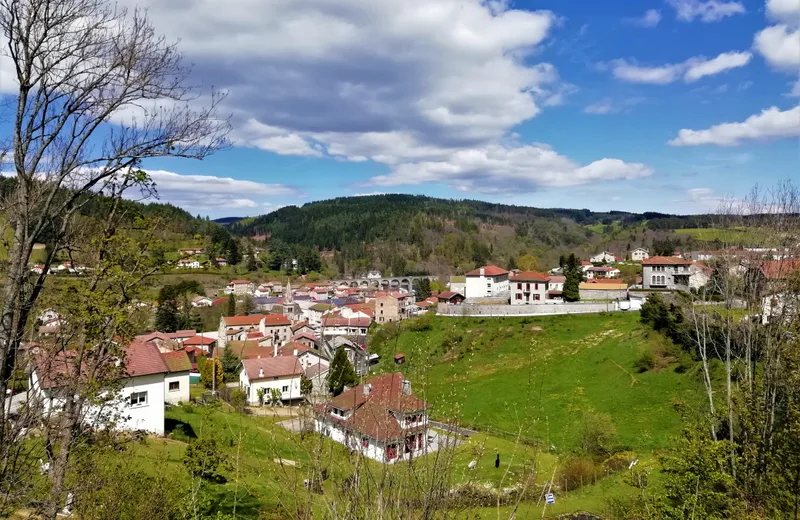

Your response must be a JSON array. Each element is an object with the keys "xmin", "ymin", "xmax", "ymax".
[{"xmin": 284, "ymin": 278, "xmax": 293, "ymax": 304}]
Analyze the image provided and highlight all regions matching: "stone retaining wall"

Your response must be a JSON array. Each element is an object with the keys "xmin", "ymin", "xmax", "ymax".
[{"xmin": 439, "ymin": 301, "xmax": 619, "ymax": 317}]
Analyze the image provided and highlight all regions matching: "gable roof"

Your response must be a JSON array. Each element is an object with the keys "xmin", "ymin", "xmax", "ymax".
[
  {"xmin": 291, "ymin": 321, "xmax": 312, "ymax": 332},
  {"xmin": 437, "ymin": 291, "xmax": 464, "ymax": 300},
  {"xmin": 758, "ymin": 259, "xmax": 800, "ymax": 280},
  {"xmin": 183, "ymin": 335, "xmax": 216, "ymax": 346},
  {"xmin": 510, "ymin": 271, "xmax": 550, "ymax": 282},
  {"xmin": 223, "ymin": 315, "xmax": 264, "ymax": 327},
  {"xmin": 465, "ymin": 265, "xmax": 508, "ymax": 277},
  {"xmin": 262, "ymin": 314, "xmax": 291, "ymax": 327},
  {"xmin": 549, "ymin": 275, "xmax": 566, "ymax": 283},
  {"xmin": 329, "ymin": 373, "xmax": 428, "ymax": 413},
  {"xmin": 642, "ymin": 256, "xmax": 693, "ymax": 265},
  {"xmin": 291, "ymin": 331, "xmax": 318, "ymax": 342},
  {"xmin": 161, "ymin": 351, "xmax": 192, "ymax": 373},
  {"xmin": 226, "ymin": 340, "xmax": 272, "ymax": 359},
  {"xmin": 275, "ymin": 342, "xmax": 312, "ymax": 356},
  {"xmin": 241, "ymin": 357, "xmax": 303, "ymax": 381},
  {"xmin": 124, "ymin": 341, "xmax": 171, "ymax": 377},
  {"xmin": 229, "ymin": 279, "xmax": 253, "ymax": 285}
]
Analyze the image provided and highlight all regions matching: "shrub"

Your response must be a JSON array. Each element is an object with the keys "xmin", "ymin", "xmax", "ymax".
[
  {"xmin": 229, "ymin": 388, "xmax": 247, "ymax": 412},
  {"xmin": 580, "ymin": 411, "xmax": 618, "ymax": 457},
  {"xmin": 557, "ymin": 456, "xmax": 597, "ymax": 491},
  {"xmin": 634, "ymin": 349, "xmax": 656, "ymax": 373},
  {"xmin": 603, "ymin": 451, "xmax": 637, "ymax": 473},
  {"xmin": 169, "ymin": 424, "xmax": 192, "ymax": 443},
  {"xmin": 183, "ymin": 437, "xmax": 227, "ymax": 483}
]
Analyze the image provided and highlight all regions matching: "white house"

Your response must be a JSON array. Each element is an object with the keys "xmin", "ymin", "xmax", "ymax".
[
  {"xmin": 224, "ymin": 279, "xmax": 255, "ymax": 295},
  {"xmin": 191, "ymin": 296, "xmax": 213, "ymax": 308},
  {"xmin": 218, "ymin": 315, "xmax": 264, "ymax": 349},
  {"xmin": 366, "ymin": 269, "xmax": 382, "ymax": 280},
  {"xmin": 28, "ymin": 341, "xmax": 169, "ymax": 435},
  {"xmin": 314, "ymin": 373, "xmax": 431, "ymax": 464},
  {"xmin": 161, "ymin": 351, "xmax": 192, "ymax": 404},
  {"xmin": 642, "ymin": 257, "xmax": 709, "ymax": 290},
  {"xmin": 239, "ymin": 357, "xmax": 303, "ymax": 405},
  {"xmin": 590, "ymin": 251, "xmax": 617, "ymax": 264},
  {"xmin": 586, "ymin": 266, "xmax": 620, "ymax": 279},
  {"xmin": 275, "ymin": 342, "xmax": 329, "ymax": 371},
  {"xmin": 177, "ymin": 258, "xmax": 201, "ymax": 269},
  {"xmin": 510, "ymin": 271, "xmax": 550, "ymax": 304},
  {"xmin": 464, "ymin": 265, "xmax": 510, "ymax": 299},
  {"xmin": 548, "ymin": 275, "xmax": 566, "ymax": 293},
  {"xmin": 448, "ymin": 276, "xmax": 467, "ymax": 295},
  {"xmin": 630, "ymin": 248, "xmax": 650, "ymax": 261}
]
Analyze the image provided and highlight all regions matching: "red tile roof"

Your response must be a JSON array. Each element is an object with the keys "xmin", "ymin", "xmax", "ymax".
[
  {"xmin": 437, "ymin": 291, "xmax": 464, "ymax": 300},
  {"xmin": 263, "ymin": 314, "xmax": 291, "ymax": 327},
  {"xmin": 465, "ymin": 265, "xmax": 508, "ymax": 277},
  {"xmin": 275, "ymin": 342, "xmax": 312, "ymax": 356},
  {"xmin": 549, "ymin": 275, "xmax": 566, "ymax": 283},
  {"xmin": 291, "ymin": 321, "xmax": 311, "ymax": 332},
  {"xmin": 321, "ymin": 316, "xmax": 371, "ymax": 328},
  {"xmin": 229, "ymin": 279, "xmax": 253, "ymax": 285},
  {"xmin": 642, "ymin": 256, "xmax": 693, "ymax": 265},
  {"xmin": 183, "ymin": 335, "xmax": 216, "ymax": 346},
  {"xmin": 226, "ymin": 341, "xmax": 274, "ymax": 359},
  {"xmin": 223, "ymin": 315, "xmax": 264, "ymax": 327},
  {"xmin": 759, "ymin": 259, "xmax": 800, "ymax": 280},
  {"xmin": 510, "ymin": 271, "xmax": 550, "ymax": 282},
  {"xmin": 124, "ymin": 341, "xmax": 171, "ymax": 377},
  {"xmin": 291, "ymin": 331, "xmax": 318, "ymax": 342},
  {"xmin": 161, "ymin": 351, "xmax": 192, "ymax": 373},
  {"xmin": 241, "ymin": 357, "xmax": 303, "ymax": 381},
  {"xmin": 323, "ymin": 373, "xmax": 430, "ymax": 441}
]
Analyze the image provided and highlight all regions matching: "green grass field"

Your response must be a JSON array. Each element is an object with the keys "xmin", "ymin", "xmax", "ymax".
[
  {"xmin": 370, "ymin": 313, "xmax": 700, "ymax": 452},
  {"xmin": 674, "ymin": 227, "xmax": 764, "ymax": 244}
]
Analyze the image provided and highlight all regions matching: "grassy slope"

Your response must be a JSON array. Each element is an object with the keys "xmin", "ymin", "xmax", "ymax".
[{"xmin": 370, "ymin": 313, "xmax": 700, "ymax": 452}]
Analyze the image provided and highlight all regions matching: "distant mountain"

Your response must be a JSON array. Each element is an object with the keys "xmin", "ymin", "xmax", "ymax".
[
  {"xmin": 227, "ymin": 194, "xmax": 703, "ymax": 276},
  {"xmin": 213, "ymin": 217, "xmax": 245, "ymax": 225}
]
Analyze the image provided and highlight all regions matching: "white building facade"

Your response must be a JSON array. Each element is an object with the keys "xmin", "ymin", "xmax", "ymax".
[{"xmin": 464, "ymin": 266, "xmax": 510, "ymax": 299}]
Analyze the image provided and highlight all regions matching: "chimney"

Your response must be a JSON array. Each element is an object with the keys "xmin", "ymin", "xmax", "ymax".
[
  {"xmin": 479, "ymin": 267, "xmax": 484, "ymax": 276},
  {"xmin": 258, "ymin": 367, "xmax": 264, "ymax": 378},
  {"xmin": 293, "ymin": 349, "xmax": 298, "ymax": 356},
  {"xmin": 273, "ymin": 342, "xmax": 278, "ymax": 357},
  {"xmin": 363, "ymin": 383, "xmax": 372, "ymax": 396},
  {"xmin": 401, "ymin": 380, "xmax": 411, "ymax": 395}
]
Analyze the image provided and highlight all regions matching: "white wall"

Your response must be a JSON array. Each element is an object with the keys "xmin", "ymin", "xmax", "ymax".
[
  {"xmin": 465, "ymin": 275, "xmax": 509, "ymax": 299},
  {"xmin": 240, "ymin": 370, "xmax": 301, "ymax": 405},
  {"xmin": 164, "ymin": 372, "xmax": 191, "ymax": 404}
]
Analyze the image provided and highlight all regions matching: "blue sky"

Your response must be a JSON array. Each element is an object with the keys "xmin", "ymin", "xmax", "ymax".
[{"xmin": 2, "ymin": 0, "xmax": 799, "ymax": 217}]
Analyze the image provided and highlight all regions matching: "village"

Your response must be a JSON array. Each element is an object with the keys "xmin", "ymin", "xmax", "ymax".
[{"xmin": 20, "ymin": 243, "xmax": 799, "ymax": 467}]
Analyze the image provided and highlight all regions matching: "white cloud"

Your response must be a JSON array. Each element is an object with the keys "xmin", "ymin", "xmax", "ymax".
[
  {"xmin": 625, "ymin": 9, "xmax": 662, "ymax": 28},
  {"xmin": 98, "ymin": 0, "xmax": 630, "ymax": 195},
  {"xmin": 684, "ymin": 52, "xmax": 752, "ymax": 81},
  {"xmin": 668, "ymin": 105, "xmax": 800, "ymax": 146},
  {"xmin": 610, "ymin": 60, "xmax": 685, "ymax": 84},
  {"xmin": 666, "ymin": 0, "xmax": 746, "ymax": 22},
  {"xmin": 766, "ymin": 0, "xmax": 800, "ymax": 24},
  {"xmin": 583, "ymin": 97, "xmax": 645, "ymax": 114},
  {"xmin": 610, "ymin": 50, "xmax": 752, "ymax": 84},
  {"xmin": 366, "ymin": 142, "xmax": 653, "ymax": 193},
  {"xmin": 754, "ymin": 24, "xmax": 800, "ymax": 70},
  {"xmin": 790, "ymin": 78, "xmax": 800, "ymax": 97},
  {"xmin": 133, "ymin": 169, "xmax": 300, "ymax": 212}
]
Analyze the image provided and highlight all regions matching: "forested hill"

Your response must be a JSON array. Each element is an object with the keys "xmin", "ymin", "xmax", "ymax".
[{"xmin": 226, "ymin": 195, "xmax": 713, "ymax": 275}]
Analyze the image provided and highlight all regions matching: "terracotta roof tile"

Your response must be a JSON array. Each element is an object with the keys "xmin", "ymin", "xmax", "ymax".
[
  {"xmin": 183, "ymin": 335, "xmax": 216, "ymax": 346},
  {"xmin": 642, "ymin": 256, "xmax": 693, "ymax": 265},
  {"xmin": 263, "ymin": 314, "xmax": 291, "ymax": 326},
  {"xmin": 223, "ymin": 315, "xmax": 264, "ymax": 327},
  {"xmin": 241, "ymin": 357, "xmax": 303, "ymax": 381},
  {"xmin": 510, "ymin": 271, "xmax": 550, "ymax": 282},
  {"xmin": 465, "ymin": 265, "xmax": 508, "ymax": 277},
  {"xmin": 161, "ymin": 351, "xmax": 192, "ymax": 373}
]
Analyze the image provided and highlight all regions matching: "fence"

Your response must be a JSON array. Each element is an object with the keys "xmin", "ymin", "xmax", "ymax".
[{"xmin": 438, "ymin": 301, "xmax": 620, "ymax": 317}]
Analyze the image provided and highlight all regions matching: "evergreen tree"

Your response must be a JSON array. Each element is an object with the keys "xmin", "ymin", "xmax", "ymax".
[
  {"xmin": 300, "ymin": 375, "xmax": 313, "ymax": 398},
  {"xmin": 245, "ymin": 246, "xmax": 257, "ymax": 271},
  {"xmin": 154, "ymin": 298, "xmax": 181, "ymax": 332},
  {"xmin": 507, "ymin": 256, "xmax": 517, "ymax": 270},
  {"xmin": 327, "ymin": 347, "xmax": 359, "ymax": 396},
  {"xmin": 242, "ymin": 295, "xmax": 255, "ymax": 315},
  {"xmin": 563, "ymin": 253, "xmax": 582, "ymax": 302},
  {"xmin": 220, "ymin": 347, "xmax": 241, "ymax": 381},
  {"xmin": 227, "ymin": 293, "xmax": 236, "ymax": 317},
  {"xmin": 412, "ymin": 278, "xmax": 431, "ymax": 300},
  {"xmin": 190, "ymin": 309, "xmax": 204, "ymax": 332}
]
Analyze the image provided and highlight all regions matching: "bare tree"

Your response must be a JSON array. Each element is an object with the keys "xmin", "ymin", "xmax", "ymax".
[{"xmin": 0, "ymin": 0, "xmax": 229, "ymax": 511}]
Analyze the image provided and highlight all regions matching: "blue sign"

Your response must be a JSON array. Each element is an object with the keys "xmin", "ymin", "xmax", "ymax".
[{"xmin": 545, "ymin": 493, "xmax": 555, "ymax": 504}]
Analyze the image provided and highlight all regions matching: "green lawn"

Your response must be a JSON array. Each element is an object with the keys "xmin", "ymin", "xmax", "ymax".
[
  {"xmin": 674, "ymin": 227, "xmax": 764, "ymax": 244},
  {"xmin": 370, "ymin": 313, "xmax": 700, "ymax": 452}
]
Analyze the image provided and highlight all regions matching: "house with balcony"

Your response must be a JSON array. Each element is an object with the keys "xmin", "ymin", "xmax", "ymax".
[
  {"xmin": 314, "ymin": 373, "xmax": 431, "ymax": 463},
  {"xmin": 464, "ymin": 265, "xmax": 509, "ymax": 299},
  {"xmin": 642, "ymin": 256, "xmax": 709, "ymax": 290},
  {"xmin": 510, "ymin": 271, "xmax": 550, "ymax": 304}
]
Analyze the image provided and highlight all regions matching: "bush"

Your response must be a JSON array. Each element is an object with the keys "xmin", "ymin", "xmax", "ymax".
[
  {"xmin": 603, "ymin": 451, "xmax": 637, "ymax": 473},
  {"xmin": 169, "ymin": 424, "xmax": 192, "ymax": 443},
  {"xmin": 634, "ymin": 349, "xmax": 656, "ymax": 373},
  {"xmin": 557, "ymin": 456, "xmax": 598, "ymax": 491},
  {"xmin": 229, "ymin": 388, "xmax": 247, "ymax": 412},
  {"xmin": 580, "ymin": 411, "xmax": 617, "ymax": 457}
]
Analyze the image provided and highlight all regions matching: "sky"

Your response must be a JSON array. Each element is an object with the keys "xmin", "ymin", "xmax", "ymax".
[{"xmin": 1, "ymin": 0, "xmax": 799, "ymax": 218}]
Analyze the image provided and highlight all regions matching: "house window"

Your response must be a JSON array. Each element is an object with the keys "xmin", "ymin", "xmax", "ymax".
[
  {"xmin": 168, "ymin": 381, "xmax": 180, "ymax": 392},
  {"xmin": 362, "ymin": 437, "xmax": 369, "ymax": 448},
  {"xmin": 386, "ymin": 444, "xmax": 398, "ymax": 460},
  {"xmin": 515, "ymin": 293, "xmax": 522, "ymax": 300},
  {"xmin": 534, "ymin": 294, "xmax": 540, "ymax": 301},
  {"xmin": 517, "ymin": 283, "xmax": 522, "ymax": 290},
  {"xmin": 534, "ymin": 283, "xmax": 538, "ymax": 290},
  {"xmin": 129, "ymin": 391, "xmax": 147, "ymax": 407},
  {"xmin": 526, "ymin": 283, "xmax": 530, "ymax": 291},
  {"xmin": 282, "ymin": 385, "xmax": 289, "ymax": 392}
]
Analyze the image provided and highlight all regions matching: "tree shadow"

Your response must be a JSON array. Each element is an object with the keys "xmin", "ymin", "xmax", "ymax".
[
  {"xmin": 208, "ymin": 485, "xmax": 266, "ymax": 518},
  {"xmin": 164, "ymin": 418, "xmax": 197, "ymax": 439}
]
